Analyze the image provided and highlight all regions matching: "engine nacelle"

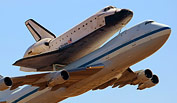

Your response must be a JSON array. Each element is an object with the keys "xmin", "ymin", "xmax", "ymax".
[
  {"xmin": 137, "ymin": 75, "xmax": 159, "ymax": 90},
  {"xmin": 0, "ymin": 77, "xmax": 12, "ymax": 91},
  {"xmin": 132, "ymin": 69, "xmax": 153, "ymax": 85},
  {"xmin": 24, "ymin": 38, "xmax": 52, "ymax": 57},
  {"xmin": 48, "ymin": 70, "xmax": 70, "ymax": 87}
]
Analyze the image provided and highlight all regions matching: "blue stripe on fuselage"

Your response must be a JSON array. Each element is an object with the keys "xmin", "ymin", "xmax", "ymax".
[{"xmin": 79, "ymin": 27, "xmax": 170, "ymax": 67}]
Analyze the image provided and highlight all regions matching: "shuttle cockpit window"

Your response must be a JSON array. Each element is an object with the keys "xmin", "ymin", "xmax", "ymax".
[
  {"xmin": 145, "ymin": 21, "xmax": 154, "ymax": 25},
  {"xmin": 103, "ymin": 6, "xmax": 115, "ymax": 12}
]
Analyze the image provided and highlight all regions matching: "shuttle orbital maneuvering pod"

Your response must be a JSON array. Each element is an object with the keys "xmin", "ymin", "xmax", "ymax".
[{"xmin": 0, "ymin": 6, "xmax": 171, "ymax": 103}]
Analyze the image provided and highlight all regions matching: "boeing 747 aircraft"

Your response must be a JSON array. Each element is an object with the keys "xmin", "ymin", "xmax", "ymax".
[{"xmin": 0, "ymin": 6, "xmax": 171, "ymax": 103}]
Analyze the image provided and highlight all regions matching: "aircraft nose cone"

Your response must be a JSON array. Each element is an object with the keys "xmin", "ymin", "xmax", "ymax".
[
  {"xmin": 157, "ymin": 23, "xmax": 171, "ymax": 37},
  {"xmin": 166, "ymin": 27, "xmax": 171, "ymax": 36},
  {"xmin": 105, "ymin": 9, "xmax": 133, "ymax": 26},
  {"xmin": 161, "ymin": 25, "xmax": 171, "ymax": 36}
]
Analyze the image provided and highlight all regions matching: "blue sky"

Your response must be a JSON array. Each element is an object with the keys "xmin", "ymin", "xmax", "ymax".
[{"xmin": 0, "ymin": 0, "xmax": 177, "ymax": 103}]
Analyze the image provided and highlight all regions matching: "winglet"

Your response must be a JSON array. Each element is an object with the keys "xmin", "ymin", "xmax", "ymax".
[{"xmin": 25, "ymin": 19, "xmax": 56, "ymax": 42}]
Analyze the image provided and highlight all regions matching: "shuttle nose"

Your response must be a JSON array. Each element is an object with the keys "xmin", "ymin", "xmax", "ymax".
[
  {"xmin": 105, "ymin": 8, "xmax": 133, "ymax": 26},
  {"xmin": 120, "ymin": 9, "xmax": 133, "ymax": 17}
]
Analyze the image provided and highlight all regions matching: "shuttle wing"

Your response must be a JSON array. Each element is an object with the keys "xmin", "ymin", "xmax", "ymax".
[
  {"xmin": 13, "ymin": 30, "xmax": 105, "ymax": 71},
  {"xmin": 14, "ymin": 48, "xmax": 67, "ymax": 71},
  {"xmin": 13, "ymin": 42, "xmax": 81, "ymax": 71}
]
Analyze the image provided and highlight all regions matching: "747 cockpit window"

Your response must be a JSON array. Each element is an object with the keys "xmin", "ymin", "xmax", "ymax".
[
  {"xmin": 104, "ymin": 6, "xmax": 115, "ymax": 12},
  {"xmin": 145, "ymin": 21, "xmax": 154, "ymax": 25}
]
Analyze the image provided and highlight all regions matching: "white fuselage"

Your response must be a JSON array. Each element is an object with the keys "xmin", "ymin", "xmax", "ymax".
[
  {"xmin": 24, "ymin": 7, "xmax": 132, "ymax": 57},
  {"xmin": 5, "ymin": 21, "xmax": 171, "ymax": 103}
]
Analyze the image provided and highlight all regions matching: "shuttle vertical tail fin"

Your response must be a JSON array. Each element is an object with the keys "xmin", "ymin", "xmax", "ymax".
[{"xmin": 25, "ymin": 19, "xmax": 56, "ymax": 42}]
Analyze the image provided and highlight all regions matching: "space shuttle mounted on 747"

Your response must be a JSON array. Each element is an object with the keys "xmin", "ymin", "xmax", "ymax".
[
  {"xmin": 16, "ymin": 6, "xmax": 133, "ymax": 72},
  {"xmin": 0, "ymin": 6, "xmax": 171, "ymax": 103}
]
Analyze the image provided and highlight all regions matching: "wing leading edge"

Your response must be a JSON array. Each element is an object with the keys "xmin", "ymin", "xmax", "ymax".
[{"xmin": 9, "ymin": 64, "xmax": 104, "ymax": 91}]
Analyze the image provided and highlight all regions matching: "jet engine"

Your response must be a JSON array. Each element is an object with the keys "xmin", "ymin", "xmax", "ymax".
[
  {"xmin": 0, "ymin": 77, "xmax": 12, "ymax": 91},
  {"xmin": 137, "ymin": 75, "xmax": 159, "ymax": 90},
  {"xmin": 132, "ymin": 69, "xmax": 153, "ymax": 85},
  {"xmin": 48, "ymin": 70, "xmax": 70, "ymax": 87}
]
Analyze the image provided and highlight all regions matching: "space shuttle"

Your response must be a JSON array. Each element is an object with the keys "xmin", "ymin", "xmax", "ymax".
[{"xmin": 15, "ymin": 6, "xmax": 133, "ymax": 72}]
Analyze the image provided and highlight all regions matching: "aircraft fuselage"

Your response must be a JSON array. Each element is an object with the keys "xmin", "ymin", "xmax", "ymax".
[{"xmin": 17, "ymin": 21, "xmax": 171, "ymax": 103}]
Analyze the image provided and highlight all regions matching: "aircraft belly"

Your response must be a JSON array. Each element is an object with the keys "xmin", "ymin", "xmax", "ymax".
[{"xmin": 102, "ymin": 33, "xmax": 169, "ymax": 71}]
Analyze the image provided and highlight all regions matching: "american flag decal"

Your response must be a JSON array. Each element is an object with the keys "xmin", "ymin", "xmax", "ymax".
[{"xmin": 68, "ymin": 38, "xmax": 72, "ymax": 44}]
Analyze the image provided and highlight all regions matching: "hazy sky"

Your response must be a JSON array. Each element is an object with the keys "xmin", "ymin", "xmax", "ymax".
[{"xmin": 0, "ymin": 0, "xmax": 177, "ymax": 103}]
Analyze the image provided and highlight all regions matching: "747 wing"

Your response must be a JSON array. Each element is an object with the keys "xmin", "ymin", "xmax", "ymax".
[
  {"xmin": 93, "ymin": 68, "xmax": 159, "ymax": 90},
  {"xmin": 0, "ymin": 64, "xmax": 104, "ymax": 91}
]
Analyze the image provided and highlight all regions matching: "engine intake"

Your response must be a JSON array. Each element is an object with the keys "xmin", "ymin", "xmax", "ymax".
[
  {"xmin": 0, "ymin": 77, "xmax": 12, "ymax": 91},
  {"xmin": 144, "ymin": 69, "xmax": 153, "ymax": 78},
  {"xmin": 60, "ymin": 70, "xmax": 70, "ymax": 80},
  {"xmin": 137, "ymin": 75, "xmax": 159, "ymax": 90},
  {"xmin": 132, "ymin": 69, "xmax": 153, "ymax": 85},
  {"xmin": 151, "ymin": 75, "xmax": 159, "ymax": 84}
]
